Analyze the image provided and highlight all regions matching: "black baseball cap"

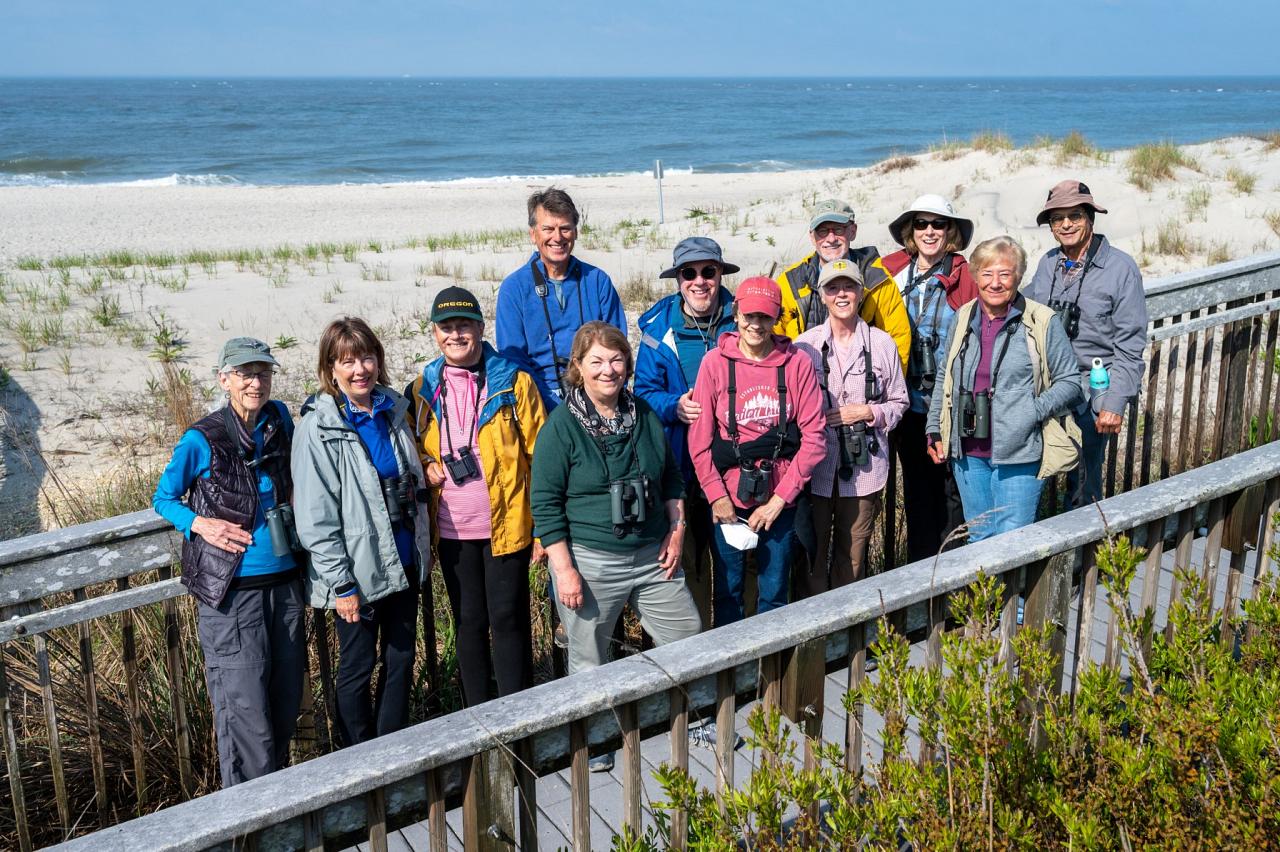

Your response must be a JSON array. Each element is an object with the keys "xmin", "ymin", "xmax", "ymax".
[{"xmin": 430, "ymin": 286, "xmax": 484, "ymax": 323}]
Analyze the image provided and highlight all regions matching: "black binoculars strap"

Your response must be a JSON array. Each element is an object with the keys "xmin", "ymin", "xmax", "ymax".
[
  {"xmin": 530, "ymin": 259, "xmax": 585, "ymax": 395},
  {"xmin": 726, "ymin": 359, "xmax": 789, "ymax": 465},
  {"xmin": 438, "ymin": 364, "xmax": 485, "ymax": 457},
  {"xmin": 987, "ymin": 318, "xmax": 1022, "ymax": 392},
  {"xmin": 1048, "ymin": 234, "xmax": 1103, "ymax": 308}
]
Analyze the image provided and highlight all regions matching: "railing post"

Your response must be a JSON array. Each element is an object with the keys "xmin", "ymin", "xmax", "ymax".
[
  {"xmin": 73, "ymin": 587, "xmax": 110, "ymax": 826},
  {"xmin": 116, "ymin": 577, "xmax": 148, "ymax": 811},
  {"xmin": 463, "ymin": 747, "xmax": 517, "ymax": 851},
  {"xmin": 569, "ymin": 719, "xmax": 591, "ymax": 850},
  {"xmin": 1070, "ymin": 543, "xmax": 1100, "ymax": 698},
  {"xmin": 668, "ymin": 686, "xmax": 689, "ymax": 850},
  {"xmin": 845, "ymin": 623, "xmax": 867, "ymax": 778},
  {"xmin": 1022, "ymin": 554, "xmax": 1071, "ymax": 692},
  {"xmin": 0, "ymin": 630, "xmax": 32, "ymax": 852},
  {"xmin": 157, "ymin": 565, "xmax": 194, "ymax": 796}
]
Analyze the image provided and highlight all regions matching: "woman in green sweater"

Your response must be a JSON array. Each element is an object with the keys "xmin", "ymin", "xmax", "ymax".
[{"xmin": 531, "ymin": 322, "xmax": 699, "ymax": 754}]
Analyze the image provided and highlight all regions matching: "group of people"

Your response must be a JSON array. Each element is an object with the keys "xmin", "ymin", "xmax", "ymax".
[{"xmin": 154, "ymin": 181, "xmax": 1148, "ymax": 785}]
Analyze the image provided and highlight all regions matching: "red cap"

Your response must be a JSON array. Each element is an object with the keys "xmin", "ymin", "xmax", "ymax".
[{"xmin": 734, "ymin": 276, "xmax": 782, "ymax": 320}]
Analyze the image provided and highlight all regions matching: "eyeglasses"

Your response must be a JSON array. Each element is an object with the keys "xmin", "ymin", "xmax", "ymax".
[
  {"xmin": 813, "ymin": 224, "xmax": 850, "ymax": 239},
  {"xmin": 679, "ymin": 265, "xmax": 720, "ymax": 281},
  {"xmin": 230, "ymin": 368, "xmax": 275, "ymax": 383},
  {"xmin": 913, "ymin": 218, "xmax": 950, "ymax": 232},
  {"xmin": 977, "ymin": 270, "xmax": 1017, "ymax": 284},
  {"xmin": 1048, "ymin": 210, "xmax": 1087, "ymax": 226},
  {"xmin": 822, "ymin": 280, "xmax": 862, "ymax": 294}
]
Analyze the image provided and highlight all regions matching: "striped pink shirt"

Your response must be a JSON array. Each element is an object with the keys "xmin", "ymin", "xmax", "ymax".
[
  {"xmin": 794, "ymin": 320, "xmax": 909, "ymax": 498},
  {"xmin": 436, "ymin": 365, "xmax": 492, "ymax": 540}
]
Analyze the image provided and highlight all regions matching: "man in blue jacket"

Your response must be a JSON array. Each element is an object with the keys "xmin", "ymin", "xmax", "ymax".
[
  {"xmin": 635, "ymin": 237, "xmax": 738, "ymax": 632},
  {"xmin": 495, "ymin": 187, "xmax": 626, "ymax": 408}
]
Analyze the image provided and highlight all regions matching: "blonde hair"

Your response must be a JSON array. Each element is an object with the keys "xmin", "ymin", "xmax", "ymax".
[
  {"xmin": 316, "ymin": 317, "xmax": 390, "ymax": 397},
  {"xmin": 563, "ymin": 321, "xmax": 633, "ymax": 388},
  {"xmin": 969, "ymin": 236, "xmax": 1028, "ymax": 281}
]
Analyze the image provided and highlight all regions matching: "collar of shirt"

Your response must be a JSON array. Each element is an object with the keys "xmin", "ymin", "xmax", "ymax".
[{"xmin": 342, "ymin": 389, "xmax": 392, "ymax": 424}]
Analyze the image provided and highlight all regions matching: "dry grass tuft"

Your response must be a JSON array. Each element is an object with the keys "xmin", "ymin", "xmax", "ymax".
[
  {"xmin": 1225, "ymin": 166, "xmax": 1257, "ymax": 195},
  {"xmin": 971, "ymin": 130, "xmax": 1013, "ymax": 153},
  {"xmin": 876, "ymin": 155, "xmax": 917, "ymax": 174},
  {"xmin": 1127, "ymin": 142, "xmax": 1198, "ymax": 191}
]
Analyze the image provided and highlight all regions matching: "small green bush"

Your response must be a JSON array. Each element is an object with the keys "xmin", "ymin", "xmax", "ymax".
[{"xmin": 637, "ymin": 535, "xmax": 1280, "ymax": 850}]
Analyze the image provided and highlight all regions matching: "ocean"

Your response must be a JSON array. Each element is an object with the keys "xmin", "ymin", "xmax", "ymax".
[{"xmin": 2, "ymin": 77, "xmax": 1278, "ymax": 187}]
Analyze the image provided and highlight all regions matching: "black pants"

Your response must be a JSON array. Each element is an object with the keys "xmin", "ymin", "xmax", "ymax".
[
  {"xmin": 333, "ymin": 584, "xmax": 419, "ymax": 746},
  {"xmin": 894, "ymin": 408, "xmax": 966, "ymax": 563},
  {"xmin": 438, "ymin": 538, "xmax": 533, "ymax": 707}
]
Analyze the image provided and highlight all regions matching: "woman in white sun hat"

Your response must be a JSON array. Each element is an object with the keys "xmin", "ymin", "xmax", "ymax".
[{"xmin": 882, "ymin": 195, "xmax": 977, "ymax": 563}]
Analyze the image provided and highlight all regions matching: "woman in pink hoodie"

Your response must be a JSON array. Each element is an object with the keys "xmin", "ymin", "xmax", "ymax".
[{"xmin": 688, "ymin": 277, "xmax": 827, "ymax": 626}]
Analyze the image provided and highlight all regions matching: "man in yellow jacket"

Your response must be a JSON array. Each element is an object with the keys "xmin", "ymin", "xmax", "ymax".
[{"xmin": 775, "ymin": 199, "xmax": 911, "ymax": 367}]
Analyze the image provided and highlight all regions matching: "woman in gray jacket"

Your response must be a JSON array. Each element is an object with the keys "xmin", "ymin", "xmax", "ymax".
[
  {"xmin": 292, "ymin": 317, "xmax": 431, "ymax": 746},
  {"xmin": 925, "ymin": 237, "xmax": 1082, "ymax": 542}
]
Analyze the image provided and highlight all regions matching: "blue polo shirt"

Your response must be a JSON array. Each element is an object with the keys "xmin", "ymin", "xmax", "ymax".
[{"xmin": 342, "ymin": 391, "xmax": 414, "ymax": 570}]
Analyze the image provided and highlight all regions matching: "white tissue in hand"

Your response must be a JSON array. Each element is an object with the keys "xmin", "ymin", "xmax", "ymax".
[{"xmin": 719, "ymin": 522, "xmax": 759, "ymax": 551}]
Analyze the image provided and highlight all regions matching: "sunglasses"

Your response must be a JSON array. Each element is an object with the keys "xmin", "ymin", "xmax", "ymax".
[
  {"xmin": 913, "ymin": 218, "xmax": 950, "ymax": 231},
  {"xmin": 679, "ymin": 265, "xmax": 720, "ymax": 281},
  {"xmin": 1048, "ymin": 210, "xmax": 1087, "ymax": 226}
]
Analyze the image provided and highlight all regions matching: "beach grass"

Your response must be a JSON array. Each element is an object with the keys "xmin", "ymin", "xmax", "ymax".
[
  {"xmin": 929, "ymin": 139, "xmax": 966, "ymax": 161},
  {"xmin": 1184, "ymin": 185, "xmax": 1211, "ymax": 221},
  {"xmin": 1056, "ymin": 130, "xmax": 1102, "ymax": 164},
  {"xmin": 1266, "ymin": 210, "xmax": 1280, "ymax": 239},
  {"xmin": 971, "ymin": 130, "xmax": 1013, "ymax": 153},
  {"xmin": 1153, "ymin": 219, "xmax": 1203, "ymax": 257},
  {"xmin": 1225, "ymin": 166, "xmax": 1258, "ymax": 194},
  {"xmin": 876, "ymin": 155, "xmax": 917, "ymax": 174},
  {"xmin": 1127, "ymin": 141, "xmax": 1198, "ymax": 191}
]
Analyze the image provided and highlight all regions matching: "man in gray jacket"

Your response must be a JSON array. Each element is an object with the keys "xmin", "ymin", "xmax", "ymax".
[{"xmin": 1023, "ymin": 181, "xmax": 1148, "ymax": 505}]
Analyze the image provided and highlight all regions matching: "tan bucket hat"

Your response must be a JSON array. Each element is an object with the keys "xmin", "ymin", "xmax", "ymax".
[{"xmin": 1036, "ymin": 179, "xmax": 1108, "ymax": 225}]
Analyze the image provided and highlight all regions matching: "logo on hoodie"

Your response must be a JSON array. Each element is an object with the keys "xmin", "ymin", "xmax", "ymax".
[{"xmin": 735, "ymin": 384, "xmax": 784, "ymax": 426}]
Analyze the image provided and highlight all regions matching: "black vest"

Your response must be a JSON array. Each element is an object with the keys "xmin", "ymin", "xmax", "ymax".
[{"xmin": 180, "ymin": 405, "xmax": 293, "ymax": 608}]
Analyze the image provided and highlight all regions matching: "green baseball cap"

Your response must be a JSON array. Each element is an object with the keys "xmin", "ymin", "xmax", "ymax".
[
  {"xmin": 217, "ymin": 337, "xmax": 279, "ymax": 371},
  {"xmin": 808, "ymin": 199, "xmax": 856, "ymax": 231}
]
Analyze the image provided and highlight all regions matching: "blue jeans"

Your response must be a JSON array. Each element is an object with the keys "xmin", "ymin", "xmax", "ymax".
[
  {"xmin": 1068, "ymin": 409, "xmax": 1106, "ymax": 507},
  {"xmin": 711, "ymin": 507, "xmax": 796, "ymax": 626},
  {"xmin": 951, "ymin": 457, "xmax": 1043, "ymax": 542}
]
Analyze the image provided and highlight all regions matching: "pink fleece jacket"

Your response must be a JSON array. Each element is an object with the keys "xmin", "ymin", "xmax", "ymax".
[{"xmin": 688, "ymin": 332, "xmax": 827, "ymax": 510}]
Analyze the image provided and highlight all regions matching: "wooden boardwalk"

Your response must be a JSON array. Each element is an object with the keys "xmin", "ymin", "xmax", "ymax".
[{"xmin": 354, "ymin": 534, "xmax": 1259, "ymax": 851}]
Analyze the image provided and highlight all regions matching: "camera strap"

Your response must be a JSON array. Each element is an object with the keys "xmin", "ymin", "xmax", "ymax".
[
  {"xmin": 726, "ymin": 359, "xmax": 789, "ymax": 465},
  {"xmin": 987, "ymin": 316, "xmax": 1022, "ymax": 392},
  {"xmin": 1048, "ymin": 234, "xmax": 1103, "ymax": 309},
  {"xmin": 438, "ymin": 363, "xmax": 485, "ymax": 458},
  {"xmin": 529, "ymin": 258, "xmax": 585, "ymax": 397}
]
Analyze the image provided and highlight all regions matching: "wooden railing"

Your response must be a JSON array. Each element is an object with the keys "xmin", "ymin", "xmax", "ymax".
[
  {"xmin": 52, "ymin": 437, "xmax": 1280, "ymax": 851},
  {"xmin": 1, "ymin": 251, "xmax": 1278, "ymax": 848}
]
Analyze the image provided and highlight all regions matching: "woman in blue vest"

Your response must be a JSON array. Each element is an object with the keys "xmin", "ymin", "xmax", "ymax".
[{"xmin": 153, "ymin": 337, "xmax": 305, "ymax": 787}]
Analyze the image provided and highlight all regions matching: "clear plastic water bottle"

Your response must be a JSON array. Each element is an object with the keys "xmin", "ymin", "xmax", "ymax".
[{"xmin": 1089, "ymin": 358, "xmax": 1110, "ymax": 413}]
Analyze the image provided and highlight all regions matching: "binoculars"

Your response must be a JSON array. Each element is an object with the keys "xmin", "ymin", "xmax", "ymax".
[
  {"xmin": 834, "ymin": 422, "xmax": 876, "ymax": 481},
  {"xmin": 609, "ymin": 475, "xmax": 653, "ymax": 536},
  {"xmin": 1048, "ymin": 299, "xmax": 1081, "ymax": 340},
  {"xmin": 380, "ymin": 473, "xmax": 420, "ymax": 526},
  {"xmin": 736, "ymin": 460, "xmax": 773, "ymax": 504},
  {"xmin": 265, "ymin": 503, "xmax": 301, "ymax": 558},
  {"xmin": 908, "ymin": 332, "xmax": 938, "ymax": 389},
  {"xmin": 959, "ymin": 390, "xmax": 991, "ymax": 440},
  {"xmin": 442, "ymin": 446, "xmax": 481, "ymax": 485}
]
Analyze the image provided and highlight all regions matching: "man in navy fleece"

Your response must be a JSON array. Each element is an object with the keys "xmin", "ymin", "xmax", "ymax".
[{"xmin": 495, "ymin": 187, "xmax": 626, "ymax": 408}]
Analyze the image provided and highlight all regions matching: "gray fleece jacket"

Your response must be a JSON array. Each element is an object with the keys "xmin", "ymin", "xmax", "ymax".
[
  {"xmin": 927, "ymin": 295, "xmax": 1083, "ymax": 465},
  {"xmin": 1023, "ymin": 235, "xmax": 1148, "ymax": 416},
  {"xmin": 291, "ymin": 387, "xmax": 431, "ymax": 608}
]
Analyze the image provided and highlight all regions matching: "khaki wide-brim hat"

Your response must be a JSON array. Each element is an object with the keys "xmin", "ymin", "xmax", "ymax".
[
  {"xmin": 1036, "ymin": 179, "xmax": 1108, "ymax": 226},
  {"xmin": 888, "ymin": 194, "xmax": 975, "ymax": 250}
]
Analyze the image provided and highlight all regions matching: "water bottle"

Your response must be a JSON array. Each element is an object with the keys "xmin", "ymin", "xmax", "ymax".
[{"xmin": 1089, "ymin": 358, "xmax": 1110, "ymax": 414}]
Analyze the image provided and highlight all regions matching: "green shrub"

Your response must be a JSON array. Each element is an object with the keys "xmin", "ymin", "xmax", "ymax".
[{"xmin": 638, "ymin": 535, "xmax": 1280, "ymax": 850}]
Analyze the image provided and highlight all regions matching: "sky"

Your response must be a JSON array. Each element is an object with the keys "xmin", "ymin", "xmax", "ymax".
[{"xmin": 3, "ymin": 0, "xmax": 1280, "ymax": 78}]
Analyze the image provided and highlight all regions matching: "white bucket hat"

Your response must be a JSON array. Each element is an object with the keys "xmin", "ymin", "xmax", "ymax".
[{"xmin": 888, "ymin": 194, "xmax": 975, "ymax": 251}]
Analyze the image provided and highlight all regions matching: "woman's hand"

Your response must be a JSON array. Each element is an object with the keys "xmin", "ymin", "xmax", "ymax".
[
  {"xmin": 710, "ymin": 496, "xmax": 737, "ymax": 525},
  {"xmin": 926, "ymin": 437, "xmax": 947, "ymax": 465},
  {"xmin": 825, "ymin": 403, "xmax": 874, "ymax": 427},
  {"xmin": 746, "ymin": 495, "xmax": 786, "ymax": 532},
  {"xmin": 424, "ymin": 461, "xmax": 447, "ymax": 487},
  {"xmin": 335, "ymin": 592, "xmax": 362, "ymax": 624},
  {"xmin": 658, "ymin": 524, "xmax": 685, "ymax": 579},
  {"xmin": 191, "ymin": 516, "xmax": 253, "ymax": 554}
]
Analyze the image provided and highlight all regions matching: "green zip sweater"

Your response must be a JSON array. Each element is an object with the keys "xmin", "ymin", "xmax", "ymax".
[{"xmin": 531, "ymin": 397, "xmax": 683, "ymax": 553}]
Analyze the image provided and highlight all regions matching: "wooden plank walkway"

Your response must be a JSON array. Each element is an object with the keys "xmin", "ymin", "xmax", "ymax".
[{"xmin": 356, "ymin": 535, "xmax": 1260, "ymax": 851}]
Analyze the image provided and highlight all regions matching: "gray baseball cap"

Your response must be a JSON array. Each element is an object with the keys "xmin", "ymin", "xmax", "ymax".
[
  {"xmin": 217, "ymin": 337, "xmax": 279, "ymax": 371},
  {"xmin": 658, "ymin": 236, "xmax": 741, "ymax": 279},
  {"xmin": 808, "ymin": 199, "xmax": 856, "ymax": 231}
]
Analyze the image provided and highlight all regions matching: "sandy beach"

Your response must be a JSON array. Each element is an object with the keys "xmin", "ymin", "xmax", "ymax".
[{"xmin": 1, "ymin": 134, "xmax": 1279, "ymax": 534}]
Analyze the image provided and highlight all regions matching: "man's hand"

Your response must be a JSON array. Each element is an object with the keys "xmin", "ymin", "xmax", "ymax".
[
  {"xmin": 191, "ymin": 516, "xmax": 253, "ymax": 554},
  {"xmin": 553, "ymin": 564, "xmax": 584, "ymax": 610},
  {"xmin": 425, "ymin": 461, "xmax": 446, "ymax": 487},
  {"xmin": 335, "ymin": 592, "xmax": 362, "ymax": 624},
  {"xmin": 676, "ymin": 392, "xmax": 701, "ymax": 425},
  {"xmin": 658, "ymin": 525, "xmax": 684, "ymax": 578},
  {"xmin": 1095, "ymin": 410, "xmax": 1123, "ymax": 435},
  {"xmin": 530, "ymin": 541, "xmax": 546, "ymax": 565},
  {"xmin": 826, "ymin": 403, "xmax": 874, "ymax": 427}
]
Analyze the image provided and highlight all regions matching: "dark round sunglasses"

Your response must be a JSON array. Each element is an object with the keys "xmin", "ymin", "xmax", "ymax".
[{"xmin": 679, "ymin": 265, "xmax": 720, "ymax": 281}]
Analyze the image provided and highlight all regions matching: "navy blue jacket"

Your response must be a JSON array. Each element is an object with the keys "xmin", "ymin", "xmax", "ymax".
[
  {"xmin": 495, "ymin": 252, "xmax": 626, "ymax": 408},
  {"xmin": 633, "ymin": 287, "xmax": 735, "ymax": 479}
]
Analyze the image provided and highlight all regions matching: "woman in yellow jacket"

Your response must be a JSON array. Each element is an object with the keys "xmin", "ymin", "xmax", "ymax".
[{"xmin": 408, "ymin": 287, "xmax": 548, "ymax": 707}]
